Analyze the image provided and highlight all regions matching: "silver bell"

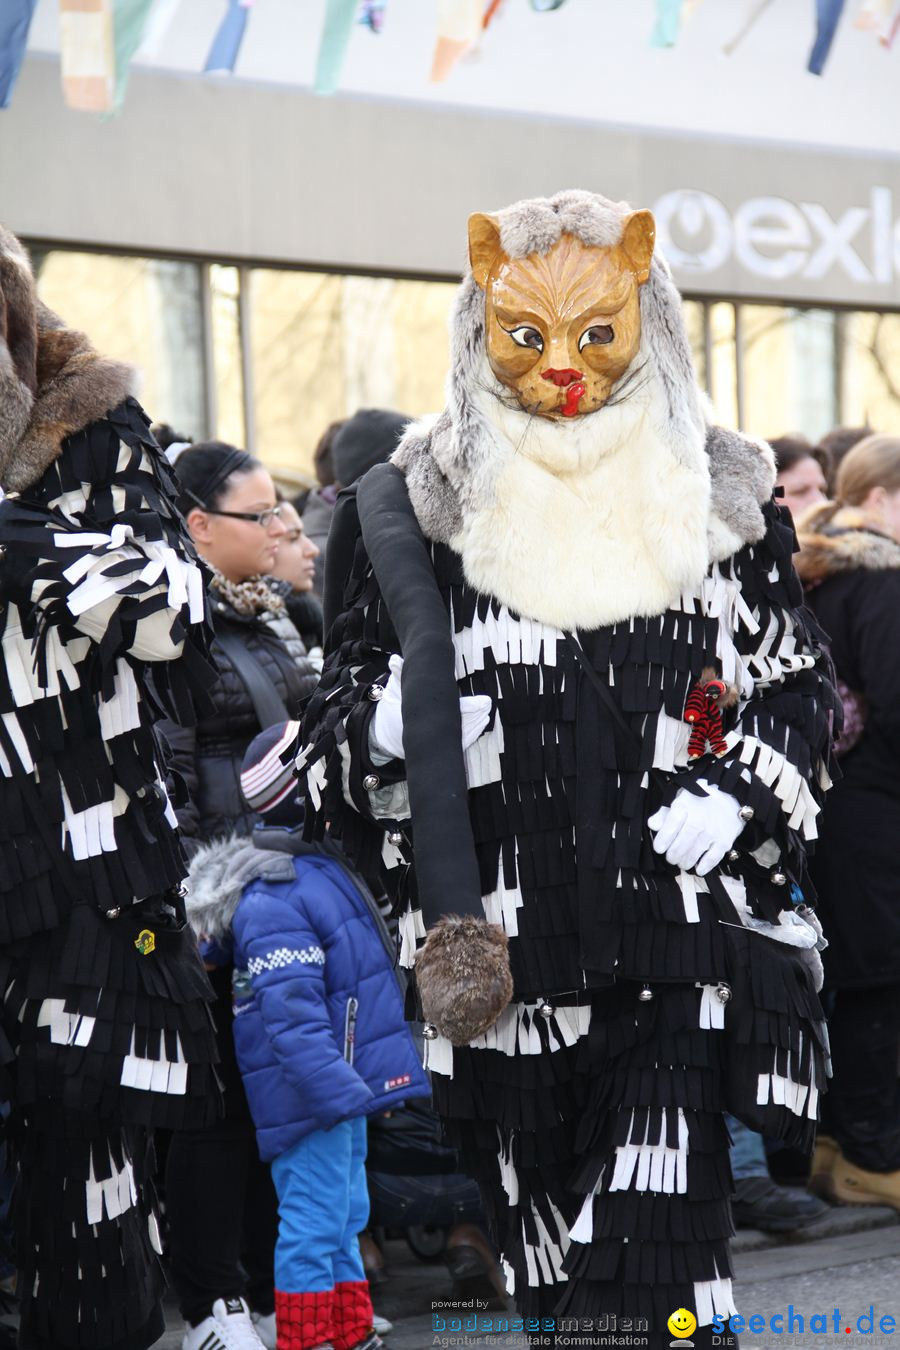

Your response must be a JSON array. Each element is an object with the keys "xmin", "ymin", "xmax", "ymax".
[
  {"xmin": 387, "ymin": 831, "xmax": 403, "ymax": 845},
  {"xmin": 726, "ymin": 849, "xmax": 740, "ymax": 863},
  {"xmin": 538, "ymin": 1003, "xmax": 555, "ymax": 1020},
  {"xmin": 715, "ymin": 982, "xmax": 732, "ymax": 1004},
  {"xmin": 739, "ymin": 805, "xmax": 755, "ymax": 822},
  {"xmin": 367, "ymin": 684, "xmax": 385, "ymax": 702},
  {"xmin": 106, "ymin": 907, "xmax": 121, "ymax": 919},
  {"xmin": 771, "ymin": 870, "xmax": 788, "ymax": 887},
  {"xmin": 422, "ymin": 1022, "xmax": 438, "ymax": 1040},
  {"xmin": 638, "ymin": 985, "xmax": 654, "ymax": 1002},
  {"xmin": 363, "ymin": 773, "xmax": 380, "ymax": 790}
]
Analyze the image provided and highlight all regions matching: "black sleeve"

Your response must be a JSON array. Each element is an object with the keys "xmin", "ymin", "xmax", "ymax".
[{"xmin": 848, "ymin": 569, "xmax": 900, "ymax": 761}]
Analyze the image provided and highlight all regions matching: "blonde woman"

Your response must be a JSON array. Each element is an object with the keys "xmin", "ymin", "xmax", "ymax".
[{"xmin": 797, "ymin": 435, "xmax": 900, "ymax": 1209}]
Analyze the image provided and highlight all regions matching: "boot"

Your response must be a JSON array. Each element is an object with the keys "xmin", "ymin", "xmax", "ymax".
[
  {"xmin": 357, "ymin": 1233, "xmax": 387, "ymax": 1287},
  {"xmin": 807, "ymin": 1133, "xmax": 839, "ymax": 1199},
  {"xmin": 826, "ymin": 1151, "xmax": 900, "ymax": 1210},
  {"xmin": 732, "ymin": 1176, "xmax": 828, "ymax": 1232},
  {"xmin": 444, "ymin": 1223, "xmax": 508, "ymax": 1308}
]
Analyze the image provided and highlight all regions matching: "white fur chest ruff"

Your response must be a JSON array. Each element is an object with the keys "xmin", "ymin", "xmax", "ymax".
[{"xmin": 453, "ymin": 401, "xmax": 713, "ymax": 631}]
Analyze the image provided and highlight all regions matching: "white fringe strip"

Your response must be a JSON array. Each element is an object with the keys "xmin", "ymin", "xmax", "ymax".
[{"xmin": 610, "ymin": 1107, "xmax": 689, "ymax": 1195}]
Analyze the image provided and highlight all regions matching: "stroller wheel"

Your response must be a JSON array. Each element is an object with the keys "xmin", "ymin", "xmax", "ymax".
[{"xmin": 405, "ymin": 1224, "xmax": 448, "ymax": 1261}]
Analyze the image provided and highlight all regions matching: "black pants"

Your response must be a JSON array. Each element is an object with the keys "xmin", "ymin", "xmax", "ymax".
[
  {"xmin": 165, "ymin": 1111, "xmax": 278, "ymax": 1325},
  {"xmin": 823, "ymin": 984, "xmax": 900, "ymax": 1172}
]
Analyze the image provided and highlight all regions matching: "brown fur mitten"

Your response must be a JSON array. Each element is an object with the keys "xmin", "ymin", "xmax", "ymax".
[{"xmin": 415, "ymin": 915, "xmax": 513, "ymax": 1045}]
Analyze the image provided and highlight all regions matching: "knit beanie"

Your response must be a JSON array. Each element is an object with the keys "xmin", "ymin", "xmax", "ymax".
[
  {"xmin": 330, "ymin": 408, "xmax": 409, "ymax": 487},
  {"xmin": 240, "ymin": 720, "xmax": 302, "ymax": 824}
]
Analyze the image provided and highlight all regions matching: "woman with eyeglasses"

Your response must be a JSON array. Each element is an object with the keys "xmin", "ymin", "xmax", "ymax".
[{"xmin": 159, "ymin": 441, "xmax": 320, "ymax": 1350}]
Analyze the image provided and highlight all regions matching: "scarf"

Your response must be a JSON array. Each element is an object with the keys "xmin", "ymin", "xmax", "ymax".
[{"xmin": 209, "ymin": 566, "xmax": 286, "ymax": 619}]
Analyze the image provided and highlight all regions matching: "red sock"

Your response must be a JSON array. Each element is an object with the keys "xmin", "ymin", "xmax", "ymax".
[
  {"xmin": 331, "ymin": 1279, "xmax": 373, "ymax": 1350},
  {"xmin": 275, "ymin": 1288, "xmax": 334, "ymax": 1350}
]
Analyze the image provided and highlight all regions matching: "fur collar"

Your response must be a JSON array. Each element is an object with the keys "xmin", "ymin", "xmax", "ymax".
[
  {"xmin": 393, "ymin": 414, "xmax": 774, "ymax": 629},
  {"xmin": 0, "ymin": 226, "xmax": 133, "ymax": 495},
  {"xmin": 184, "ymin": 832, "xmax": 296, "ymax": 941},
  {"xmin": 795, "ymin": 503, "xmax": 900, "ymax": 588}
]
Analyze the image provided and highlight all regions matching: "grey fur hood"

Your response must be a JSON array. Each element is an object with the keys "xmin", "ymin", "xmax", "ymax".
[
  {"xmin": 184, "ymin": 833, "xmax": 296, "ymax": 941},
  {"xmin": 391, "ymin": 190, "xmax": 775, "ymax": 559}
]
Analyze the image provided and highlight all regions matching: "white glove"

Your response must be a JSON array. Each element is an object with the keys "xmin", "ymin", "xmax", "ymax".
[
  {"xmin": 647, "ymin": 778, "xmax": 744, "ymax": 876},
  {"xmin": 370, "ymin": 654, "xmax": 492, "ymax": 762}
]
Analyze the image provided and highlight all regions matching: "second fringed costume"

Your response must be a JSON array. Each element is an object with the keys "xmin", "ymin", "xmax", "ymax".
[
  {"xmin": 297, "ymin": 191, "xmax": 837, "ymax": 1348},
  {"xmin": 0, "ymin": 228, "xmax": 220, "ymax": 1350}
]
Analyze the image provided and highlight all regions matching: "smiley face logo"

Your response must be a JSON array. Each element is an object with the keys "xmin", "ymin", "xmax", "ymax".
[{"xmin": 667, "ymin": 1308, "xmax": 697, "ymax": 1340}]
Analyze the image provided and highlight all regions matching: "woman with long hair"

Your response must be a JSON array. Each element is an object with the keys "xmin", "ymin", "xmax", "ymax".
[
  {"xmin": 797, "ymin": 434, "xmax": 900, "ymax": 1209},
  {"xmin": 160, "ymin": 442, "xmax": 320, "ymax": 1350}
]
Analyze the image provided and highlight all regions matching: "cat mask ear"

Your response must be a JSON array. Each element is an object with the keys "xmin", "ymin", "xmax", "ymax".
[
  {"xmin": 468, "ymin": 213, "xmax": 505, "ymax": 289},
  {"xmin": 619, "ymin": 209, "xmax": 656, "ymax": 285}
]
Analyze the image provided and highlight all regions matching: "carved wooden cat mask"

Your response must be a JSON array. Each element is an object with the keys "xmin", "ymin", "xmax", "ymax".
[{"xmin": 468, "ymin": 210, "xmax": 656, "ymax": 420}]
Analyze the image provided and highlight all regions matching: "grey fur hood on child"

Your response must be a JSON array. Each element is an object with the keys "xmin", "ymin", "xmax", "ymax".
[{"xmin": 183, "ymin": 832, "xmax": 296, "ymax": 942}]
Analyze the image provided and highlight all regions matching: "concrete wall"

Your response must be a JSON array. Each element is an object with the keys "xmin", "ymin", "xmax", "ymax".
[{"xmin": 3, "ymin": 55, "xmax": 900, "ymax": 308}]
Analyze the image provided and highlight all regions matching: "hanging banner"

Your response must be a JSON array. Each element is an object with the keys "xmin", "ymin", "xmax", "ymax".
[
  {"xmin": 0, "ymin": 0, "xmax": 38, "ymax": 109},
  {"xmin": 315, "ymin": 0, "xmax": 358, "ymax": 93},
  {"xmin": 808, "ymin": 0, "xmax": 846, "ymax": 73},
  {"xmin": 205, "ymin": 0, "xmax": 255, "ymax": 74},
  {"xmin": 431, "ymin": 0, "xmax": 483, "ymax": 82},
  {"xmin": 358, "ymin": 0, "xmax": 386, "ymax": 32},
  {"xmin": 60, "ymin": 0, "xmax": 115, "ymax": 110},
  {"xmin": 112, "ymin": 0, "xmax": 155, "ymax": 106},
  {"xmin": 137, "ymin": 0, "xmax": 181, "ymax": 60},
  {"xmin": 857, "ymin": 0, "xmax": 900, "ymax": 44},
  {"xmin": 885, "ymin": 4, "xmax": 900, "ymax": 44},
  {"xmin": 59, "ymin": 0, "xmax": 154, "ymax": 111},
  {"xmin": 723, "ymin": 0, "xmax": 775, "ymax": 55},
  {"xmin": 650, "ymin": 0, "xmax": 684, "ymax": 47}
]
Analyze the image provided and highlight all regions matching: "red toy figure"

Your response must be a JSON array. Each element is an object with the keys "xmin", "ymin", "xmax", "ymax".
[{"xmin": 685, "ymin": 667, "xmax": 739, "ymax": 758}]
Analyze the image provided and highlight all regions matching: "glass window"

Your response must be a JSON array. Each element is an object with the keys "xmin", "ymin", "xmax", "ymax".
[
  {"xmin": 740, "ymin": 305, "xmax": 837, "ymax": 443},
  {"xmin": 391, "ymin": 278, "xmax": 457, "ymax": 417},
  {"xmin": 708, "ymin": 302, "xmax": 738, "ymax": 429},
  {"xmin": 32, "ymin": 250, "xmax": 207, "ymax": 438},
  {"xmin": 682, "ymin": 299, "xmax": 708, "ymax": 393},
  {"xmin": 838, "ymin": 311, "xmax": 900, "ymax": 436},
  {"xmin": 249, "ymin": 268, "xmax": 457, "ymax": 478},
  {"xmin": 209, "ymin": 264, "xmax": 245, "ymax": 448}
]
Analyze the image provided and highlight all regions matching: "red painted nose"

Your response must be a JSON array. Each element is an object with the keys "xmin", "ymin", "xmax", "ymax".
[{"xmin": 541, "ymin": 368, "xmax": 583, "ymax": 388}]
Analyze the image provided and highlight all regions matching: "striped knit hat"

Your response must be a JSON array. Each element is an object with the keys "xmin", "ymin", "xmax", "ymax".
[{"xmin": 240, "ymin": 720, "xmax": 302, "ymax": 821}]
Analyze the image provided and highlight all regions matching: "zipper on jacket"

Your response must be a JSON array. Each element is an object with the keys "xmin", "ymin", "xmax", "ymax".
[{"xmin": 344, "ymin": 996, "xmax": 358, "ymax": 1065}]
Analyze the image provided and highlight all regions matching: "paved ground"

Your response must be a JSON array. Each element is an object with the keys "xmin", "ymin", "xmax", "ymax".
[{"xmin": 148, "ymin": 1198, "xmax": 900, "ymax": 1350}]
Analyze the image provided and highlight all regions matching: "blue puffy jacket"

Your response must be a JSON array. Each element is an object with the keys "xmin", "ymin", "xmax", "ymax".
[{"xmin": 185, "ymin": 828, "xmax": 428, "ymax": 1161}]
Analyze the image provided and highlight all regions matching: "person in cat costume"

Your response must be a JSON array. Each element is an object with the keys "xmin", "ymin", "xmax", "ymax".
[
  {"xmin": 0, "ymin": 226, "xmax": 220, "ymax": 1350},
  {"xmin": 297, "ymin": 192, "xmax": 837, "ymax": 1349}
]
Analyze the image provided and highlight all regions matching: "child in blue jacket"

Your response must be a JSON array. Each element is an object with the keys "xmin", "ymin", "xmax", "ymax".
[{"xmin": 186, "ymin": 721, "xmax": 429, "ymax": 1350}]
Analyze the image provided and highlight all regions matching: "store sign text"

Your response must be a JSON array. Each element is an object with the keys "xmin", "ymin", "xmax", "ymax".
[{"xmin": 653, "ymin": 187, "xmax": 900, "ymax": 287}]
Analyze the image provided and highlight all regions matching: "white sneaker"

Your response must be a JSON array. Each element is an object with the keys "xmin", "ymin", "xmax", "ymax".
[
  {"xmin": 373, "ymin": 1313, "xmax": 393, "ymax": 1336},
  {"xmin": 250, "ymin": 1309, "xmax": 277, "ymax": 1349},
  {"xmin": 182, "ymin": 1297, "xmax": 267, "ymax": 1350}
]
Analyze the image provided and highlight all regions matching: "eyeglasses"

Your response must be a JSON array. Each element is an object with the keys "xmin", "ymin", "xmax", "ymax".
[{"xmin": 200, "ymin": 504, "xmax": 284, "ymax": 529}]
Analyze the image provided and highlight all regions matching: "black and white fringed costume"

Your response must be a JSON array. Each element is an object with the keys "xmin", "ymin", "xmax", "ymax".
[
  {"xmin": 298, "ymin": 192, "xmax": 838, "ymax": 1348},
  {"xmin": 0, "ymin": 229, "xmax": 219, "ymax": 1350}
]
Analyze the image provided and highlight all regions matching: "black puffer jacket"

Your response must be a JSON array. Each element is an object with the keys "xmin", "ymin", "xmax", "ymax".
[
  {"xmin": 160, "ymin": 583, "xmax": 319, "ymax": 846},
  {"xmin": 797, "ymin": 505, "xmax": 900, "ymax": 989}
]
